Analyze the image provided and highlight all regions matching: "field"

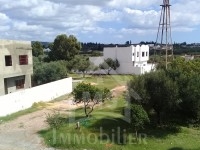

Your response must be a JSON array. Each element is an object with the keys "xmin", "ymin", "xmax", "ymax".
[
  {"xmin": 39, "ymin": 74, "xmax": 200, "ymax": 150},
  {"xmin": 40, "ymin": 96, "xmax": 200, "ymax": 150},
  {"xmin": 70, "ymin": 74, "xmax": 133, "ymax": 89}
]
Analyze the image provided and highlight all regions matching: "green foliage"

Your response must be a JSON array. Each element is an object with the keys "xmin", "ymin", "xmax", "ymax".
[
  {"xmin": 32, "ymin": 41, "xmax": 43, "ymax": 57},
  {"xmin": 91, "ymin": 50, "xmax": 103, "ymax": 56},
  {"xmin": 128, "ymin": 70, "xmax": 180, "ymax": 125},
  {"xmin": 166, "ymin": 58, "xmax": 200, "ymax": 123},
  {"xmin": 130, "ymin": 104, "xmax": 149, "ymax": 139},
  {"xmin": 33, "ymin": 61, "xmax": 68, "ymax": 85},
  {"xmin": 40, "ymin": 96, "xmax": 200, "ymax": 150},
  {"xmin": 72, "ymin": 82, "xmax": 111, "ymax": 117},
  {"xmin": 48, "ymin": 34, "xmax": 81, "ymax": 61},
  {"xmin": 101, "ymin": 87, "xmax": 112, "ymax": 101},
  {"xmin": 45, "ymin": 111, "xmax": 65, "ymax": 129},
  {"xmin": 131, "ymin": 58, "xmax": 200, "ymax": 125},
  {"xmin": 99, "ymin": 58, "xmax": 120, "ymax": 74},
  {"xmin": 71, "ymin": 55, "xmax": 91, "ymax": 77}
]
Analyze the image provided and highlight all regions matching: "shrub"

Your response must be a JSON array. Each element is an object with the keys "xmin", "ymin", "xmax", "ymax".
[{"xmin": 45, "ymin": 111, "xmax": 66, "ymax": 129}]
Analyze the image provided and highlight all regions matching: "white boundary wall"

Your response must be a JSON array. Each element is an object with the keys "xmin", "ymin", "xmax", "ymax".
[{"xmin": 0, "ymin": 77, "xmax": 72, "ymax": 117}]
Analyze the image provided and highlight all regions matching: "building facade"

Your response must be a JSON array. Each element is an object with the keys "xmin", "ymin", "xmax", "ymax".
[
  {"xmin": 90, "ymin": 45, "xmax": 154, "ymax": 75},
  {"xmin": 0, "ymin": 40, "xmax": 33, "ymax": 96}
]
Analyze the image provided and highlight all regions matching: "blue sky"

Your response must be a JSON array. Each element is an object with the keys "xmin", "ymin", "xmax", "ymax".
[{"xmin": 0, "ymin": 0, "xmax": 200, "ymax": 44}]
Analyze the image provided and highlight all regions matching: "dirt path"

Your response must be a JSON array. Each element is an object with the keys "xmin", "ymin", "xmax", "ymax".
[
  {"xmin": 0, "ymin": 85, "xmax": 127, "ymax": 150},
  {"xmin": 0, "ymin": 98, "xmax": 77, "ymax": 150}
]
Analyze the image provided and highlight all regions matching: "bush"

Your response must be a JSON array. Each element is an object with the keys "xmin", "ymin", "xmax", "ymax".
[
  {"xmin": 33, "ymin": 61, "xmax": 68, "ymax": 85},
  {"xmin": 45, "ymin": 111, "xmax": 66, "ymax": 129}
]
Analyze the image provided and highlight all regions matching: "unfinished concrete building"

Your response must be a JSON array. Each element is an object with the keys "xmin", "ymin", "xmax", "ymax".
[{"xmin": 0, "ymin": 40, "xmax": 33, "ymax": 96}]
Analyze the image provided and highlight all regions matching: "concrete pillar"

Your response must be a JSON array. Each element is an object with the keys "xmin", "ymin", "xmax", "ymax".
[
  {"xmin": 0, "ymin": 77, "xmax": 5, "ymax": 96},
  {"xmin": 25, "ymin": 74, "xmax": 32, "ymax": 89}
]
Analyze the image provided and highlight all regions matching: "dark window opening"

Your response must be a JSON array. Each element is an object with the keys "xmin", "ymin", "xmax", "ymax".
[
  {"xmin": 142, "ymin": 52, "xmax": 145, "ymax": 57},
  {"xmin": 146, "ymin": 52, "xmax": 148, "ymax": 56},
  {"xmin": 137, "ymin": 52, "xmax": 139, "ymax": 57},
  {"xmin": 16, "ymin": 79, "xmax": 25, "ymax": 89},
  {"xmin": 19, "ymin": 55, "xmax": 28, "ymax": 65},
  {"xmin": 5, "ymin": 55, "xmax": 12, "ymax": 66},
  {"xmin": 133, "ymin": 53, "xmax": 134, "ymax": 56}
]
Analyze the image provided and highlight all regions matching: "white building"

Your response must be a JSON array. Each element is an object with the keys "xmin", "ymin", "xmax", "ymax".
[{"xmin": 89, "ymin": 45, "xmax": 154, "ymax": 75}]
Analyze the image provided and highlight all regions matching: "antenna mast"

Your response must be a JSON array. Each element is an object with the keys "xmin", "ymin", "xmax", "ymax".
[{"xmin": 155, "ymin": 0, "xmax": 173, "ymax": 69}]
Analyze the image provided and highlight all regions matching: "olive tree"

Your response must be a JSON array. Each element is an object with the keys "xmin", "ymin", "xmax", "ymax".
[
  {"xmin": 73, "ymin": 82, "xmax": 111, "ymax": 117},
  {"xmin": 99, "ymin": 58, "xmax": 120, "ymax": 75}
]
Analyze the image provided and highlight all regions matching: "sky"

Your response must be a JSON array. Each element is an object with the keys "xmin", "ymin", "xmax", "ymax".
[{"xmin": 0, "ymin": 0, "xmax": 200, "ymax": 44}]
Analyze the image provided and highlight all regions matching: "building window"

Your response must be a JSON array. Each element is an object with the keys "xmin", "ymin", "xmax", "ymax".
[
  {"xmin": 19, "ymin": 55, "xmax": 28, "ymax": 65},
  {"xmin": 142, "ymin": 52, "xmax": 145, "ymax": 57},
  {"xmin": 16, "ymin": 79, "xmax": 25, "ymax": 89},
  {"xmin": 5, "ymin": 55, "xmax": 12, "ymax": 66},
  {"xmin": 146, "ymin": 52, "xmax": 148, "ymax": 56},
  {"xmin": 133, "ymin": 53, "xmax": 134, "ymax": 56},
  {"xmin": 137, "ymin": 52, "xmax": 139, "ymax": 57}
]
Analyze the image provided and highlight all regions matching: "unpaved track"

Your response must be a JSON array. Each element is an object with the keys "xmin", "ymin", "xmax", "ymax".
[
  {"xmin": 0, "ymin": 98, "xmax": 76, "ymax": 150},
  {"xmin": 0, "ymin": 86, "xmax": 126, "ymax": 150}
]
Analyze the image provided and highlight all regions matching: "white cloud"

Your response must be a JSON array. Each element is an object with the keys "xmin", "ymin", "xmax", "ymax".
[
  {"xmin": 1, "ymin": 0, "xmax": 39, "ymax": 9},
  {"xmin": 13, "ymin": 21, "xmax": 40, "ymax": 31},
  {"xmin": 123, "ymin": 8, "xmax": 159, "ymax": 28},
  {"xmin": 108, "ymin": 0, "xmax": 160, "ymax": 9},
  {"xmin": 0, "ymin": 0, "xmax": 199, "ymax": 42},
  {"xmin": 29, "ymin": 1, "xmax": 60, "ymax": 17}
]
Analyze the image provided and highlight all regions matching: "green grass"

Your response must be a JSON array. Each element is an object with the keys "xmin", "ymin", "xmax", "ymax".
[
  {"xmin": 0, "ymin": 94, "xmax": 72, "ymax": 123},
  {"xmin": 70, "ymin": 74, "xmax": 133, "ymax": 89},
  {"xmin": 0, "ymin": 102, "xmax": 48, "ymax": 123},
  {"xmin": 39, "ymin": 96, "xmax": 200, "ymax": 150},
  {"xmin": 50, "ymin": 94, "xmax": 72, "ymax": 103}
]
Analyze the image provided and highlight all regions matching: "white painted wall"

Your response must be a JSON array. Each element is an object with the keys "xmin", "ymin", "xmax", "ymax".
[
  {"xmin": 103, "ymin": 45, "xmax": 152, "ymax": 74},
  {"xmin": 0, "ymin": 77, "xmax": 72, "ymax": 117},
  {"xmin": 89, "ymin": 57, "xmax": 104, "ymax": 66},
  {"xmin": 89, "ymin": 45, "xmax": 154, "ymax": 75}
]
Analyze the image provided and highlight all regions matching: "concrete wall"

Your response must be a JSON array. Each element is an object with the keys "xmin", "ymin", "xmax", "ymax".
[
  {"xmin": 103, "ymin": 45, "xmax": 151, "ymax": 75},
  {"xmin": 0, "ymin": 77, "xmax": 72, "ymax": 117},
  {"xmin": 89, "ymin": 57, "xmax": 104, "ymax": 66},
  {"xmin": 89, "ymin": 45, "xmax": 154, "ymax": 75},
  {"xmin": 0, "ymin": 40, "xmax": 33, "ymax": 96}
]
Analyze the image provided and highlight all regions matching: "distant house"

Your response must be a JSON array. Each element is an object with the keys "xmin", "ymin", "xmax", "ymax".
[
  {"xmin": 0, "ymin": 40, "xmax": 33, "ymax": 96},
  {"xmin": 89, "ymin": 45, "xmax": 155, "ymax": 75},
  {"xmin": 181, "ymin": 54, "xmax": 194, "ymax": 61}
]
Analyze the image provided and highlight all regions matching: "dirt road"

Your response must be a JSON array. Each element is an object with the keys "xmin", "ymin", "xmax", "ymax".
[
  {"xmin": 0, "ymin": 98, "xmax": 77, "ymax": 150},
  {"xmin": 0, "ymin": 86, "xmax": 126, "ymax": 150}
]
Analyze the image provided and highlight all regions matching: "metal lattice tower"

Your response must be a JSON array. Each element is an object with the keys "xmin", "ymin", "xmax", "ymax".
[{"xmin": 154, "ymin": 0, "xmax": 173, "ymax": 69}]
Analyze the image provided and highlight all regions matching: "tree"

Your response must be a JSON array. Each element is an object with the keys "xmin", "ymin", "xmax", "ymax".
[
  {"xmin": 128, "ymin": 71, "xmax": 180, "ymax": 125},
  {"xmin": 33, "ymin": 61, "xmax": 68, "ymax": 85},
  {"xmin": 72, "ymin": 55, "xmax": 91, "ymax": 77},
  {"xmin": 48, "ymin": 34, "xmax": 81, "ymax": 61},
  {"xmin": 99, "ymin": 58, "xmax": 120, "ymax": 75},
  {"xmin": 130, "ymin": 104, "xmax": 149, "ymax": 141},
  {"xmin": 179, "ymin": 73, "xmax": 200, "ymax": 123},
  {"xmin": 91, "ymin": 50, "xmax": 102, "ymax": 56},
  {"xmin": 32, "ymin": 41, "xmax": 43, "ymax": 57},
  {"xmin": 166, "ymin": 58, "xmax": 200, "ymax": 123},
  {"xmin": 73, "ymin": 82, "xmax": 111, "ymax": 117}
]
